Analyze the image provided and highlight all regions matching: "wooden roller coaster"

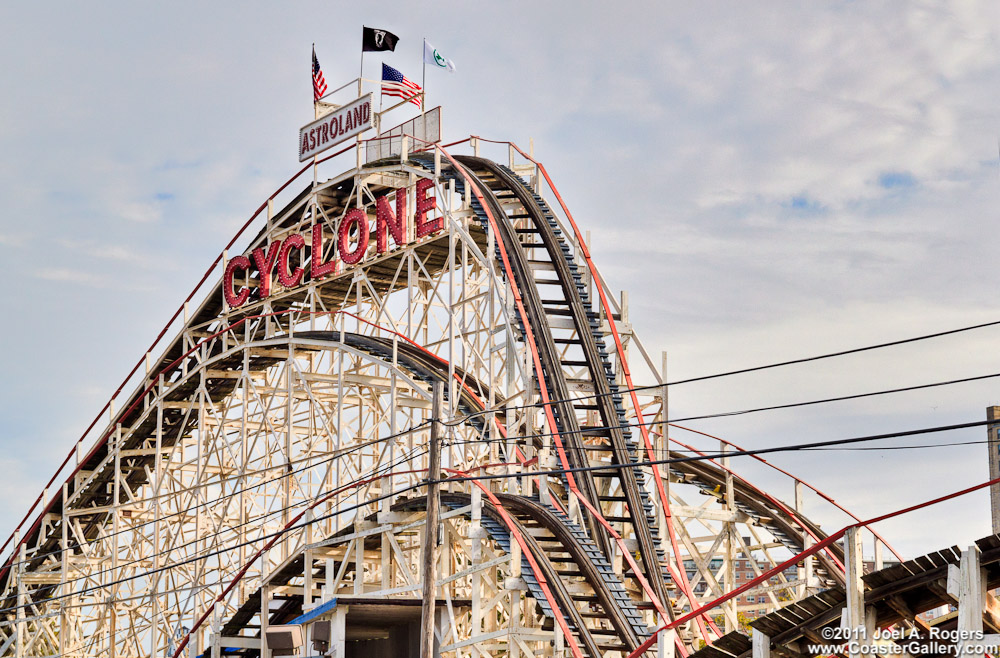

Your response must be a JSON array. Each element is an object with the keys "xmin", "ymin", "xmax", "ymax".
[{"xmin": 0, "ymin": 129, "xmax": 937, "ymax": 658}]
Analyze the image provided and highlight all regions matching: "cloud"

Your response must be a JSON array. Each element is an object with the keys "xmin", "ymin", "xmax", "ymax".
[
  {"xmin": 0, "ymin": 233, "xmax": 28, "ymax": 248},
  {"xmin": 32, "ymin": 267, "xmax": 108, "ymax": 287}
]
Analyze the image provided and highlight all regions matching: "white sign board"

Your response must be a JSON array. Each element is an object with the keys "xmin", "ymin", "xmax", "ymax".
[
  {"xmin": 298, "ymin": 93, "xmax": 374, "ymax": 162},
  {"xmin": 366, "ymin": 106, "xmax": 442, "ymax": 163}
]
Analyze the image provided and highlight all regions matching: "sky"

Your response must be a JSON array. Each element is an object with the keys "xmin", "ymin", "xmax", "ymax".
[{"xmin": 0, "ymin": 1, "xmax": 997, "ymax": 561}]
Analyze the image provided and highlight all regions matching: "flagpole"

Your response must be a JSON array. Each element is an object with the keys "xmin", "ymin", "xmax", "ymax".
[
  {"xmin": 421, "ymin": 38, "xmax": 427, "ymax": 116},
  {"xmin": 312, "ymin": 44, "xmax": 320, "ymax": 185}
]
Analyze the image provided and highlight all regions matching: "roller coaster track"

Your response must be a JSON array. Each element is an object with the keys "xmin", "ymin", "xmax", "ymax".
[
  {"xmin": 118, "ymin": 324, "xmax": 848, "ymax": 657},
  {"xmin": 0, "ymin": 144, "xmax": 870, "ymax": 657},
  {"xmin": 209, "ymin": 332, "xmax": 651, "ymax": 656},
  {"xmin": 423, "ymin": 154, "xmax": 845, "ymax": 593}
]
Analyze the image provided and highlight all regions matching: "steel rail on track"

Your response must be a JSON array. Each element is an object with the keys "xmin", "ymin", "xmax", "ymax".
[
  {"xmin": 328, "ymin": 332, "xmax": 653, "ymax": 655},
  {"xmin": 173, "ymin": 330, "xmax": 591, "ymax": 658},
  {"xmin": 629, "ymin": 472, "xmax": 1000, "ymax": 658}
]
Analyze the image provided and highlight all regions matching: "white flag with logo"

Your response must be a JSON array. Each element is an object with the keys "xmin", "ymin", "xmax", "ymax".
[{"xmin": 424, "ymin": 40, "xmax": 456, "ymax": 72}]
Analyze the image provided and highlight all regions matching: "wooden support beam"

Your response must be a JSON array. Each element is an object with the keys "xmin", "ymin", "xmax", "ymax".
[
  {"xmin": 955, "ymin": 545, "xmax": 986, "ymax": 658},
  {"xmin": 843, "ymin": 526, "xmax": 871, "ymax": 658},
  {"xmin": 420, "ymin": 382, "xmax": 443, "ymax": 658},
  {"xmin": 753, "ymin": 630, "xmax": 771, "ymax": 658}
]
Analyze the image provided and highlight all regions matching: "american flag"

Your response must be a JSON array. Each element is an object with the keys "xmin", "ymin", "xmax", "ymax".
[
  {"xmin": 381, "ymin": 63, "xmax": 422, "ymax": 108},
  {"xmin": 312, "ymin": 48, "xmax": 328, "ymax": 102}
]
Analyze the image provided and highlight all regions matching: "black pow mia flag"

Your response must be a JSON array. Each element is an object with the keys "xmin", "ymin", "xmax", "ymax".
[{"xmin": 362, "ymin": 27, "xmax": 399, "ymax": 52}]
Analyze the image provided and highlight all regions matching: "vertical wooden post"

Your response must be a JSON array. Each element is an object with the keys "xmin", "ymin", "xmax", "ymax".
[
  {"xmin": 15, "ymin": 541, "xmax": 24, "ymax": 658},
  {"xmin": 795, "ymin": 481, "xmax": 815, "ymax": 596},
  {"xmin": 304, "ymin": 510, "xmax": 314, "ymax": 609},
  {"xmin": 60, "ymin": 483, "xmax": 69, "ymax": 658},
  {"xmin": 331, "ymin": 605, "xmax": 348, "ymax": 658},
  {"xmin": 110, "ymin": 425, "xmax": 121, "ymax": 658},
  {"xmin": 470, "ymin": 487, "xmax": 483, "ymax": 643},
  {"xmin": 843, "ymin": 527, "xmax": 868, "ymax": 658},
  {"xmin": 722, "ymin": 441, "xmax": 736, "ymax": 633},
  {"xmin": 752, "ymin": 630, "xmax": 771, "ymax": 658},
  {"xmin": 803, "ymin": 534, "xmax": 815, "ymax": 596},
  {"xmin": 210, "ymin": 602, "xmax": 222, "ymax": 658},
  {"xmin": 953, "ymin": 545, "xmax": 986, "ymax": 658},
  {"xmin": 988, "ymin": 407, "xmax": 1000, "ymax": 533},
  {"xmin": 324, "ymin": 558, "xmax": 335, "ymax": 600},
  {"xmin": 260, "ymin": 549, "xmax": 270, "ymax": 658},
  {"xmin": 420, "ymin": 382, "xmax": 444, "ymax": 658}
]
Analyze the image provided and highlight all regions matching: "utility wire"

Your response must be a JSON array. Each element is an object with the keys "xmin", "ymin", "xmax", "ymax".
[
  {"xmin": 0, "ymin": 447, "xmax": 450, "ymax": 617},
  {"xmin": 11, "ymin": 364, "xmax": 995, "ymax": 570},
  {"xmin": 0, "ymin": 416, "xmax": 989, "ymax": 618},
  {"xmin": 1, "ymin": 442, "xmax": 431, "ymax": 598},
  {"xmin": 0, "ymin": 420, "xmax": 434, "ymax": 570},
  {"xmin": 434, "ymin": 418, "xmax": 996, "ymax": 487},
  {"xmin": 665, "ymin": 319, "xmax": 1000, "ymax": 386},
  {"xmin": 445, "ymin": 360, "xmax": 1000, "ymax": 429},
  {"xmin": 443, "ymin": 373, "xmax": 1000, "ymax": 449},
  {"xmin": 43, "ymin": 369, "xmax": 992, "ymax": 572}
]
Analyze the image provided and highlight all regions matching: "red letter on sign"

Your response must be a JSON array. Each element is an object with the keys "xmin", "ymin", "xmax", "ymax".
[
  {"xmin": 414, "ymin": 178, "xmax": 441, "ymax": 238},
  {"xmin": 311, "ymin": 224, "xmax": 337, "ymax": 280},
  {"xmin": 250, "ymin": 241, "xmax": 281, "ymax": 298},
  {"xmin": 376, "ymin": 188, "xmax": 407, "ymax": 253},
  {"xmin": 339, "ymin": 208, "xmax": 370, "ymax": 265},
  {"xmin": 224, "ymin": 255, "xmax": 251, "ymax": 308},
  {"xmin": 277, "ymin": 233, "xmax": 305, "ymax": 289}
]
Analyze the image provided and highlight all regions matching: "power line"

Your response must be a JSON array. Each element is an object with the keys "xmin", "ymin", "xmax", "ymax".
[
  {"xmin": 11, "ymin": 362, "xmax": 993, "ymax": 572},
  {"xmin": 441, "ymin": 372, "xmax": 1000, "ymax": 450},
  {"xmin": 661, "ymin": 371, "xmax": 1000, "ymax": 423},
  {"xmin": 433, "ymin": 418, "xmax": 996, "ymax": 488},
  {"xmin": 13, "ymin": 310, "xmax": 994, "ymax": 570},
  {"xmin": 0, "ymin": 448, "xmax": 444, "ymax": 618},
  {"xmin": 665, "ymin": 319, "xmax": 1000, "ymax": 386},
  {"xmin": 0, "ymin": 441, "xmax": 432, "ymax": 599},
  {"xmin": 2, "ymin": 416, "xmax": 988, "ymax": 619},
  {"xmin": 0, "ymin": 420, "xmax": 434, "ymax": 570},
  {"xmin": 443, "ymin": 434, "xmax": 1000, "ymax": 455},
  {"xmin": 445, "ymin": 353, "xmax": 1000, "ymax": 430}
]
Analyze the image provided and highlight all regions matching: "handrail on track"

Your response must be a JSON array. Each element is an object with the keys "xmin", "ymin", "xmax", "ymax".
[
  {"xmin": 471, "ymin": 133, "xmax": 898, "ymax": 582},
  {"xmin": 667, "ymin": 422, "xmax": 902, "ymax": 563},
  {"xmin": 628, "ymin": 471, "xmax": 1000, "ymax": 658},
  {"xmin": 471, "ymin": 137, "xmax": 713, "ymax": 639},
  {"xmin": 658, "ymin": 430, "xmax": 846, "ymax": 573},
  {"xmin": 433, "ymin": 146, "xmax": 694, "ymax": 641}
]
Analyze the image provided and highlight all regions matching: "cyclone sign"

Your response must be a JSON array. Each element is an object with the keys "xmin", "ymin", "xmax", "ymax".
[{"xmin": 223, "ymin": 179, "xmax": 441, "ymax": 309}]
